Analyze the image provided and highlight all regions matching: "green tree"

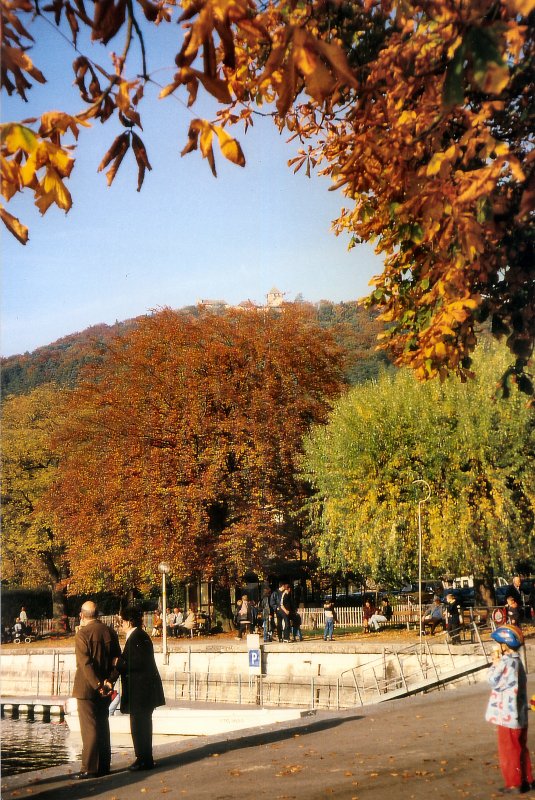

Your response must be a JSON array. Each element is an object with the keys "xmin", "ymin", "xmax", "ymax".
[
  {"xmin": 1, "ymin": 384, "xmax": 69, "ymax": 616},
  {"xmin": 302, "ymin": 342, "xmax": 535, "ymax": 587}
]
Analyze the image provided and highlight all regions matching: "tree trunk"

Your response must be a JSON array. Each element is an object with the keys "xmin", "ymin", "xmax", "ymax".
[
  {"xmin": 212, "ymin": 584, "xmax": 233, "ymax": 631},
  {"xmin": 51, "ymin": 583, "xmax": 67, "ymax": 619},
  {"xmin": 475, "ymin": 568, "xmax": 495, "ymax": 607}
]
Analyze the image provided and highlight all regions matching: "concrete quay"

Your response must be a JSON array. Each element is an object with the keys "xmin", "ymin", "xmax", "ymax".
[
  {"xmin": 2, "ymin": 668, "xmax": 534, "ymax": 800},
  {"xmin": 0, "ymin": 635, "xmax": 494, "ymax": 708}
]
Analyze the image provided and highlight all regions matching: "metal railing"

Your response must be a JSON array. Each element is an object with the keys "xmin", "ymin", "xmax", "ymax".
[{"xmin": 338, "ymin": 621, "xmax": 490, "ymax": 706}]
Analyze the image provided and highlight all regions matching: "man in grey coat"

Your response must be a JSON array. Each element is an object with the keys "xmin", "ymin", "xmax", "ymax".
[{"xmin": 72, "ymin": 601, "xmax": 121, "ymax": 779}]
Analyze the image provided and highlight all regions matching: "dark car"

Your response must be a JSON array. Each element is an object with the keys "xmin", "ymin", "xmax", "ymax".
[
  {"xmin": 399, "ymin": 581, "xmax": 442, "ymax": 601},
  {"xmin": 322, "ymin": 592, "xmax": 389, "ymax": 608}
]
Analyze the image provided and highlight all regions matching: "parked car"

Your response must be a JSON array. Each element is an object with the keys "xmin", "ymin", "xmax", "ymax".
[
  {"xmin": 495, "ymin": 577, "xmax": 535, "ymax": 606},
  {"xmin": 322, "ymin": 591, "xmax": 389, "ymax": 608},
  {"xmin": 398, "ymin": 581, "xmax": 442, "ymax": 602}
]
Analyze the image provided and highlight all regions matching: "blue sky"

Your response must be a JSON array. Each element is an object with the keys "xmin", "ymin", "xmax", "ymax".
[{"xmin": 1, "ymin": 14, "xmax": 383, "ymax": 357}]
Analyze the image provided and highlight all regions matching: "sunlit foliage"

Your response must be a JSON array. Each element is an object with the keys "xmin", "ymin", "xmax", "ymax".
[
  {"xmin": 302, "ymin": 342, "xmax": 535, "ymax": 582},
  {"xmin": 1, "ymin": 384, "xmax": 69, "ymax": 588},
  {"xmin": 43, "ymin": 306, "xmax": 345, "ymax": 592},
  {"xmin": 1, "ymin": 0, "xmax": 533, "ymax": 387}
]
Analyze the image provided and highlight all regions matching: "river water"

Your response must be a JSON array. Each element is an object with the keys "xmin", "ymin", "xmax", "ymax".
[
  {"xmin": 1, "ymin": 716, "xmax": 187, "ymax": 776},
  {"xmin": 1, "ymin": 717, "xmax": 79, "ymax": 776}
]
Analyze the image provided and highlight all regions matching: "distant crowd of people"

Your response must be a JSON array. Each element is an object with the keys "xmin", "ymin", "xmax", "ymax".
[
  {"xmin": 2, "ymin": 576, "xmax": 533, "ymax": 649},
  {"xmin": 232, "ymin": 584, "xmax": 304, "ymax": 643},
  {"xmin": 149, "ymin": 607, "xmax": 205, "ymax": 638}
]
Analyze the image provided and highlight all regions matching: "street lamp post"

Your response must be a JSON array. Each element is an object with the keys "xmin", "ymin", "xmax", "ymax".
[
  {"xmin": 158, "ymin": 562, "xmax": 170, "ymax": 665},
  {"xmin": 412, "ymin": 480, "xmax": 431, "ymax": 657}
]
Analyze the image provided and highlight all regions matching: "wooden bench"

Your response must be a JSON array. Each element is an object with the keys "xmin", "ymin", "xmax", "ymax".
[{"xmin": 392, "ymin": 609, "xmax": 421, "ymax": 630}]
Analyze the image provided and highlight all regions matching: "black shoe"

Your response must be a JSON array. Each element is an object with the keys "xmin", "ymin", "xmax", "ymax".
[
  {"xmin": 128, "ymin": 761, "xmax": 155, "ymax": 771},
  {"xmin": 497, "ymin": 788, "xmax": 522, "ymax": 795},
  {"xmin": 74, "ymin": 772, "xmax": 98, "ymax": 780}
]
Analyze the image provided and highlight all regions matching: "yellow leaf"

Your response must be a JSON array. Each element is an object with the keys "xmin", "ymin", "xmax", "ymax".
[
  {"xmin": 19, "ymin": 153, "xmax": 37, "ymax": 186},
  {"xmin": 0, "ymin": 204, "xmax": 29, "ymax": 244},
  {"xmin": 116, "ymin": 81, "xmax": 133, "ymax": 113},
  {"xmin": 426, "ymin": 152, "xmax": 446, "ymax": 176},
  {"xmin": 47, "ymin": 143, "xmax": 75, "ymax": 177},
  {"xmin": 41, "ymin": 167, "xmax": 72, "ymax": 211},
  {"xmin": 1, "ymin": 123, "xmax": 38, "ymax": 155},
  {"xmin": 193, "ymin": 70, "xmax": 232, "ymax": 103},
  {"xmin": 214, "ymin": 126, "xmax": 245, "ymax": 167},
  {"xmin": 481, "ymin": 64, "xmax": 509, "ymax": 94},
  {"xmin": 508, "ymin": 0, "xmax": 535, "ymax": 14},
  {"xmin": 508, "ymin": 155, "xmax": 526, "ymax": 182},
  {"xmin": 494, "ymin": 142, "xmax": 509, "ymax": 156},
  {"xmin": 199, "ymin": 122, "xmax": 213, "ymax": 159},
  {"xmin": 34, "ymin": 190, "xmax": 56, "ymax": 215}
]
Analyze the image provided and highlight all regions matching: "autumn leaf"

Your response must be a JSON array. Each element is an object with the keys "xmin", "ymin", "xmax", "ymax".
[
  {"xmin": 1, "ymin": 123, "xmax": 38, "ymax": 155},
  {"xmin": 40, "ymin": 307, "xmax": 346, "ymax": 592},
  {"xmin": 131, "ymin": 133, "xmax": 152, "ymax": 191},
  {"xmin": 214, "ymin": 126, "xmax": 245, "ymax": 167},
  {"xmin": 2, "ymin": 0, "xmax": 533, "ymax": 391},
  {"xmin": 0, "ymin": 205, "xmax": 29, "ymax": 244},
  {"xmin": 97, "ymin": 132, "xmax": 130, "ymax": 186},
  {"xmin": 508, "ymin": 0, "xmax": 535, "ymax": 12}
]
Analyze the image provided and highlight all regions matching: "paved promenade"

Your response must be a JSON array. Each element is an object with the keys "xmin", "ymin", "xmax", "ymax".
[{"xmin": 3, "ymin": 663, "xmax": 535, "ymax": 800}]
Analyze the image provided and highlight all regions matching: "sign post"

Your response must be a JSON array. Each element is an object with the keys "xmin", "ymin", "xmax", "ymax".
[
  {"xmin": 247, "ymin": 633, "xmax": 261, "ymax": 674},
  {"xmin": 247, "ymin": 633, "xmax": 262, "ymax": 705}
]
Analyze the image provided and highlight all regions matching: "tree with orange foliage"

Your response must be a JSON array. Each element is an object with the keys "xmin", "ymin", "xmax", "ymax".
[
  {"xmin": 2, "ymin": 0, "xmax": 533, "ymax": 390},
  {"xmin": 43, "ymin": 306, "xmax": 345, "ymax": 594}
]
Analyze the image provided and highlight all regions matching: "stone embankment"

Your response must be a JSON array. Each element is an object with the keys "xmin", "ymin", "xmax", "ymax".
[{"xmin": 1, "ymin": 636, "xmax": 496, "ymax": 708}]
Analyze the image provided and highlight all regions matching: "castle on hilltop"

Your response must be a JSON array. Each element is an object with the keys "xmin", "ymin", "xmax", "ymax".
[{"xmin": 198, "ymin": 287, "xmax": 286, "ymax": 312}]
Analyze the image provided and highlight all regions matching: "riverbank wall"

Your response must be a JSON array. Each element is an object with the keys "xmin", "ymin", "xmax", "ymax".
[{"xmin": 1, "ymin": 639, "xmax": 492, "ymax": 709}]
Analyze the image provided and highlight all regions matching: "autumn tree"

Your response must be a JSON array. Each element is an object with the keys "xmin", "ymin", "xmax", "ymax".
[
  {"xmin": 302, "ymin": 341, "xmax": 535, "ymax": 591},
  {"xmin": 1, "ymin": 384, "xmax": 70, "ymax": 616},
  {"xmin": 44, "ymin": 306, "xmax": 345, "ymax": 594},
  {"xmin": 2, "ymin": 0, "xmax": 533, "ymax": 388}
]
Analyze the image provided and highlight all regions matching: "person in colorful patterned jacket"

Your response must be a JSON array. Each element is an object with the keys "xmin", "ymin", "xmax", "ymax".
[{"xmin": 485, "ymin": 625, "xmax": 533, "ymax": 795}]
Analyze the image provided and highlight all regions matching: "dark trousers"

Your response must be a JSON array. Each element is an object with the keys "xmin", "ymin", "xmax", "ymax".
[
  {"xmin": 130, "ymin": 712, "xmax": 154, "ymax": 764},
  {"xmin": 447, "ymin": 619, "xmax": 461, "ymax": 643},
  {"xmin": 280, "ymin": 612, "xmax": 290, "ymax": 641},
  {"xmin": 276, "ymin": 611, "xmax": 287, "ymax": 641},
  {"xmin": 77, "ymin": 697, "xmax": 111, "ymax": 774}
]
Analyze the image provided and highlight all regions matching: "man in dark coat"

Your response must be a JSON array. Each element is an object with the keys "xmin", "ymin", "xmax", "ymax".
[
  {"xmin": 72, "ymin": 600, "xmax": 121, "ymax": 779},
  {"xmin": 109, "ymin": 607, "xmax": 165, "ymax": 771}
]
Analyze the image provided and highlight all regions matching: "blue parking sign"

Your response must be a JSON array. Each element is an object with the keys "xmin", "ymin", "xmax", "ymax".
[{"xmin": 249, "ymin": 649, "xmax": 260, "ymax": 668}]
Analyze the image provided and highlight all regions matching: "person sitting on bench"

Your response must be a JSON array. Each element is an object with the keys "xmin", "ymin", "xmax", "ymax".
[{"xmin": 421, "ymin": 597, "xmax": 444, "ymax": 635}]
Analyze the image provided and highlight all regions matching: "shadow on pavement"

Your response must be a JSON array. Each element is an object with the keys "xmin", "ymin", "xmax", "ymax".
[{"xmin": 10, "ymin": 714, "xmax": 363, "ymax": 799}]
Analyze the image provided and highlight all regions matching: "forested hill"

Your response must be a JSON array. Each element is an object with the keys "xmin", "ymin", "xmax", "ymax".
[{"xmin": 1, "ymin": 301, "xmax": 390, "ymax": 397}]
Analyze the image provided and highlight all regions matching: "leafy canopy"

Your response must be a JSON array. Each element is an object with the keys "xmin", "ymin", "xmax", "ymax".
[
  {"xmin": 1, "ymin": 384, "xmax": 69, "ymax": 588},
  {"xmin": 44, "ymin": 306, "xmax": 346, "ymax": 593},
  {"xmin": 302, "ymin": 341, "xmax": 535, "ymax": 583},
  {"xmin": 1, "ymin": 0, "xmax": 534, "ymax": 388}
]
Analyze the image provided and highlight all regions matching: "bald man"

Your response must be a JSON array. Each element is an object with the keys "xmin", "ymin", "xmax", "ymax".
[{"xmin": 72, "ymin": 601, "xmax": 121, "ymax": 778}]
